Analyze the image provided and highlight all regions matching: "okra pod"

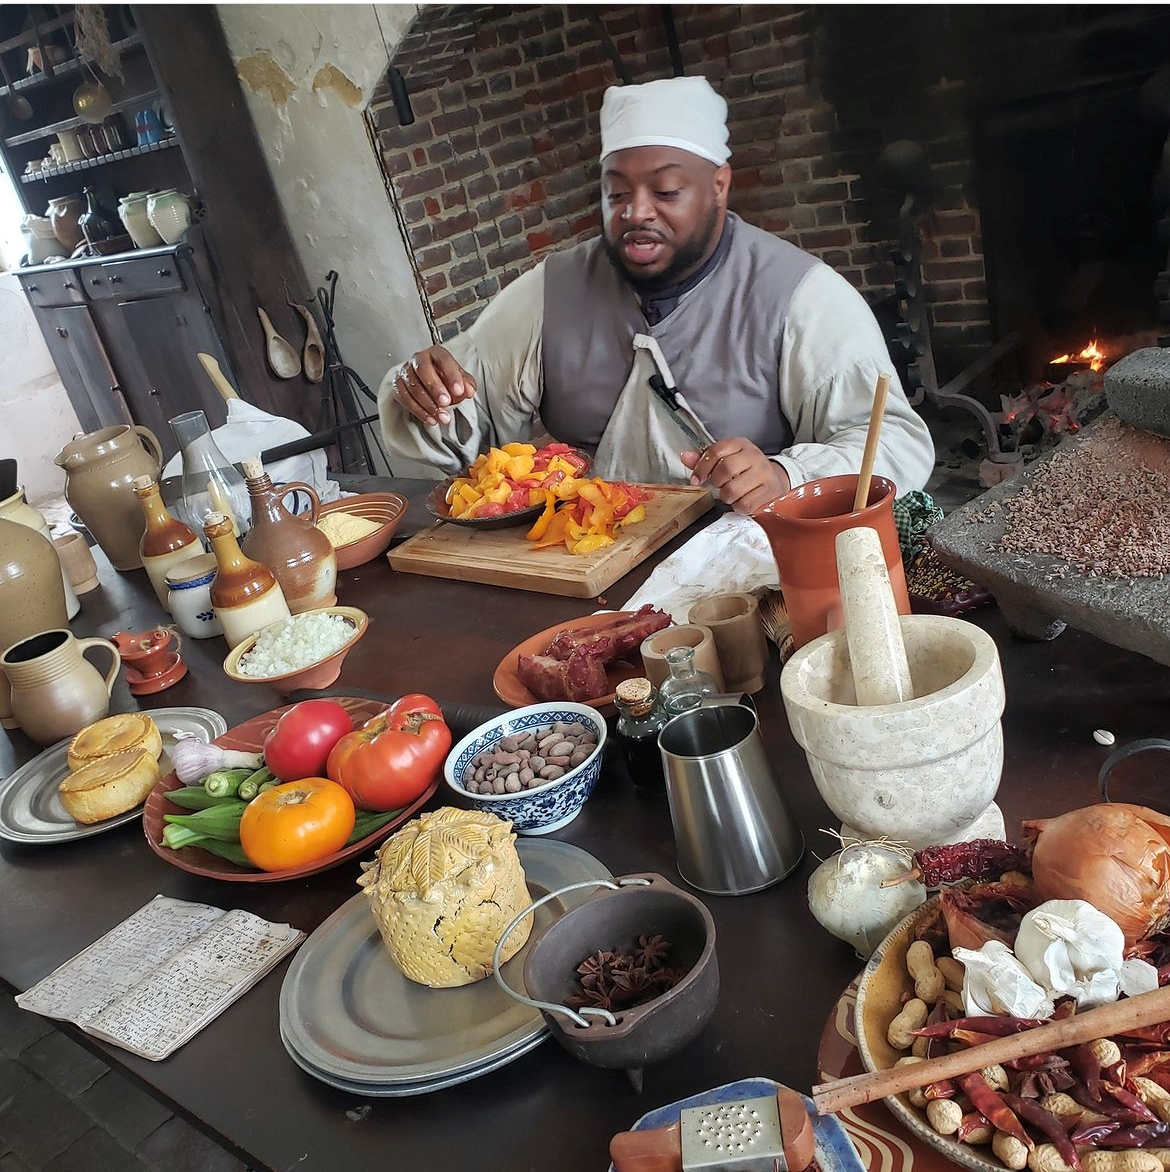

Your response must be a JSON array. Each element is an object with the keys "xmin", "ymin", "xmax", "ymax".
[
  {"xmin": 237, "ymin": 765, "xmax": 276, "ymax": 802},
  {"xmin": 162, "ymin": 802, "xmax": 247, "ymax": 842},
  {"xmin": 167, "ymin": 786, "xmax": 241, "ymax": 811},
  {"xmin": 203, "ymin": 768, "xmax": 253, "ymax": 799}
]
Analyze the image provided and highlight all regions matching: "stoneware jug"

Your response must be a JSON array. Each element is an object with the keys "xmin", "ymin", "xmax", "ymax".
[
  {"xmin": 55, "ymin": 426, "xmax": 164, "ymax": 571},
  {"xmin": 0, "ymin": 486, "xmax": 80, "ymax": 619},
  {"xmin": 46, "ymin": 193, "xmax": 84, "ymax": 247},
  {"xmin": 1, "ymin": 629, "xmax": 121, "ymax": 746},
  {"xmin": 0, "ymin": 519, "xmax": 70, "ymax": 731}
]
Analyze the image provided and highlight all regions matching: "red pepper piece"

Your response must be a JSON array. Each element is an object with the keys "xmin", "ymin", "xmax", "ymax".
[
  {"xmin": 1002, "ymin": 1093, "xmax": 1079, "ymax": 1170},
  {"xmin": 924, "ymin": 1080, "xmax": 958, "ymax": 1100},
  {"xmin": 1070, "ymin": 1120, "xmax": 1122, "ymax": 1146},
  {"xmin": 1069, "ymin": 1082, "xmax": 1144, "ymax": 1122},
  {"xmin": 1117, "ymin": 1025, "xmax": 1170, "ymax": 1045},
  {"xmin": 957, "ymin": 1111, "xmax": 993, "ymax": 1143},
  {"xmin": 958, "ymin": 1075, "xmax": 1033, "ymax": 1150},
  {"xmin": 1140, "ymin": 1068, "xmax": 1170, "ymax": 1092},
  {"xmin": 1006, "ymin": 1054, "xmax": 1058, "ymax": 1071},
  {"xmin": 883, "ymin": 839, "xmax": 1030, "ymax": 888}
]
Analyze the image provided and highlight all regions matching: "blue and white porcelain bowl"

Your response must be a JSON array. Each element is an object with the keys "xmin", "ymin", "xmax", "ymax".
[{"xmin": 444, "ymin": 703, "xmax": 607, "ymax": 835}]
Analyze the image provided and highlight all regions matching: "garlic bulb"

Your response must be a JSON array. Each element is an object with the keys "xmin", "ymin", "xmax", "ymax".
[{"xmin": 807, "ymin": 842, "xmax": 928, "ymax": 958}]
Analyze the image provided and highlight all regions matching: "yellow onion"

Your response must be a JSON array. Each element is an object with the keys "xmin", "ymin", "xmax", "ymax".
[{"xmin": 1023, "ymin": 803, "xmax": 1170, "ymax": 946}]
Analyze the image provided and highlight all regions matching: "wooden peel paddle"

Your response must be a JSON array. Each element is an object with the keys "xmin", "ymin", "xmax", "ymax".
[
  {"xmin": 812, "ymin": 982, "xmax": 1170, "ymax": 1115},
  {"xmin": 853, "ymin": 373, "xmax": 892, "ymax": 513}
]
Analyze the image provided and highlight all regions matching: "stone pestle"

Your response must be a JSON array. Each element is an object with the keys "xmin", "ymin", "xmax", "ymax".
[{"xmin": 834, "ymin": 526, "xmax": 914, "ymax": 706}]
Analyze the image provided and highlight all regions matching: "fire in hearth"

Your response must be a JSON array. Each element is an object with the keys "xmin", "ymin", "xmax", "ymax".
[{"xmin": 1049, "ymin": 339, "xmax": 1107, "ymax": 373}]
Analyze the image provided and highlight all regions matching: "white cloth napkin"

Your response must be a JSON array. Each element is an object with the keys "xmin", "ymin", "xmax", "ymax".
[{"xmin": 623, "ymin": 512, "xmax": 779, "ymax": 623}]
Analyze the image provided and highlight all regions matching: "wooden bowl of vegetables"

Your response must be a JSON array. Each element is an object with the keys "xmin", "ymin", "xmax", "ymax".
[{"xmin": 142, "ymin": 696, "xmax": 439, "ymax": 882}]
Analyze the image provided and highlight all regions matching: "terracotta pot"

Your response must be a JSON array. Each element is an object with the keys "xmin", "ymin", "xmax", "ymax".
[
  {"xmin": 0, "ymin": 486, "xmax": 80, "ymax": 619},
  {"xmin": 55, "ymin": 426, "xmax": 164, "ymax": 571},
  {"xmin": 752, "ymin": 474, "xmax": 909, "ymax": 650},
  {"xmin": 46, "ymin": 193, "xmax": 84, "ymax": 249},
  {"xmin": 240, "ymin": 470, "xmax": 337, "ymax": 614},
  {"xmin": 1, "ymin": 629, "xmax": 121, "ymax": 746}
]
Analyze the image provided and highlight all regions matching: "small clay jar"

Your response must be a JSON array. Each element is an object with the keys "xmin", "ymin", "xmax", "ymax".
[
  {"xmin": 132, "ymin": 475, "xmax": 202, "ymax": 612},
  {"xmin": 239, "ymin": 459, "xmax": 337, "ymax": 615}
]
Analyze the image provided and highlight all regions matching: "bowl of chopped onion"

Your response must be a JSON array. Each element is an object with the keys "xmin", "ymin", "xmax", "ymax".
[{"xmin": 222, "ymin": 606, "xmax": 369, "ymax": 696}]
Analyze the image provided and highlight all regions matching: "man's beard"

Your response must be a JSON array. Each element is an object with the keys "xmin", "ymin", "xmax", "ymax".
[{"xmin": 603, "ymin": 202, "xmax": 720, "ymax": 292}]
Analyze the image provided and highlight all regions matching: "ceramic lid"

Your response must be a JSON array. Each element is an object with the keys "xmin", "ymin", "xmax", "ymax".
[{"xmin": 164, "ymin": 552, "xmax": 217, "ymax": 586}]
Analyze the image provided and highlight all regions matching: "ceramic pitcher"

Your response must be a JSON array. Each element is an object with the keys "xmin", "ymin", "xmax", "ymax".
[
  {"xmin": 1, "ymin": 629, "xmax": 121, "ymax": 746},
  {"xmin": 55, "ymin": 426, "xmax": 164, "ymax": 571}
]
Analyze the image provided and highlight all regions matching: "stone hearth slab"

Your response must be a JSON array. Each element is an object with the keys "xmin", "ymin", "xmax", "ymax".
[{"xmin": 931, "ymin": 412, "xmax": 1170, "ymax": 666}]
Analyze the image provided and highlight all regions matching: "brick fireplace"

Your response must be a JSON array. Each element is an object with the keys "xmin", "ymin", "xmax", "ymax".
[{"xmin": 368, "ymin": 4, "xmax": 1170, "ymax": 388}]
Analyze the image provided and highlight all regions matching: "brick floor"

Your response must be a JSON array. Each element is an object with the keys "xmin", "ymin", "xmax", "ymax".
[{"xmin": 0, "ymin": 990, "xmax": 249, "ymax": 1172}]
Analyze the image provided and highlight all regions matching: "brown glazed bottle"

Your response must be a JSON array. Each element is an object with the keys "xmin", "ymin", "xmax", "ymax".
[
  {"xmin": 239, "ymin": 457, "xmax": 337, "ymax": 615},
  {"xmin": 132, "ymin": 476, "xmax": 202, "ymax": 611},
  {"xmin": 204, "ymin": 511, "xmax": 290, "ymax": 649}
]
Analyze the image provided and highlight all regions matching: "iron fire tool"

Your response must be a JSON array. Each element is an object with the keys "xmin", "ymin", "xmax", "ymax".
[{"xmin": 631, "ymin": 333, "xmax": 719, "ymax": 455}]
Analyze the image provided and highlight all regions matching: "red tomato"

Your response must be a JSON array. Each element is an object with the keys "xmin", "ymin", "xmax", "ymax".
[
  {"xmin": 475, "ymin": 502, "xmax": 507, "ymax": 518},
  {"xmin": 263, "ymin": 700, "xmax": 354, "ymax": 782},
  {"xmin": 327, "ymin": 693, "xmax": 451, "ymax": 812}
]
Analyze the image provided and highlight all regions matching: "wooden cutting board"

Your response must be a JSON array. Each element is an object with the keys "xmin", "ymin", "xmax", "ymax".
[{"xmin": 387, "ymin": 485, "xmax": 715, "ymax": 598}]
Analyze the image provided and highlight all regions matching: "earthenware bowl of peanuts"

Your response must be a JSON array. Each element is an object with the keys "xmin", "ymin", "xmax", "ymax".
[
  {"xmin": 443, "ymin": 702, "xmax": 606, "ymax": 834},
  {"xmin": 852, "ymin": 882, "xmax": 1170, "ymax": 1172}
]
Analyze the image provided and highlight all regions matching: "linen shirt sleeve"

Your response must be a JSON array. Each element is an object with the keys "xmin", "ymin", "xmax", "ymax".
[
  {"xmin": 378, "ymin": 264, "xmax": 547, "ymax": 477},
  {"xmin": 771, "ymin": 263, "xmax": 936, "ymax": 494}
]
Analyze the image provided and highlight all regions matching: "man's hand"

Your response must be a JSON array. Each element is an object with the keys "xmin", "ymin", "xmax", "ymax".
[
  {"xmin": 393, "ymin": 346, "xmax": 477, "ymax": 426},
  {"xmin": 681, "ymin": 438, "xmax": 791, "ymax": 515}
]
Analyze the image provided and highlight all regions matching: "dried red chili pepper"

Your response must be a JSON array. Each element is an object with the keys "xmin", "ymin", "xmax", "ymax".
[
  {"xmin": 1103, "ymin": 1083, "xmax": 1159, "ymax": 1123},
  {"xmin": 914, "ymin": 1015, "xmax": 1046, "ymax": 1039},
  {"xmin": 1070, "ymin": 1120, "xmax": 1122, "ymax": 1146},
  {"xmin": 957, "ymin": 1074, "xmax": 1033, "ymax": 1149},
  {"xmin": 1064, "ymin": 1043, "xmax": 1103, "ymax": 1101},
  {"xmin": 1102, "ymin": 1122, "xmax": 1170, "ymax": 1147},
  {"xmin": 1002, "ymin": 1093, "xmax": 1080, "ymax": 1171},
  {"xmin": 1069, "ymin": 1082, "xmax": 1144, "ymax": 1122},
  {"xmin": 881, "ymin": 839, "xmax": 1029, "ymax": 888}
]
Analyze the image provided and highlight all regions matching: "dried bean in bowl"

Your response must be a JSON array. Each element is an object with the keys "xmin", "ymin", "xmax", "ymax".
[{"xmin": 462, "ymin": 722, "xmax": 599, "ymax": 795}]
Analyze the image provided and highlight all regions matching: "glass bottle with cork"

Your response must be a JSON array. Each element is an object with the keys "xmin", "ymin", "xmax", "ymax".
[
  {"xmin": 132, "ymin": 475, "xmax": 202, "ymax": 612},
  {"xmin": 658, "ymin": 645, "xmax": 719, "ymax": 718},
  {"xmin": 614, "ymin": 677, "xmax": 667, "ymax": 793},
  {"xmin": 203, "ymin": 511, "xmax": 290, "ymax": 648}
]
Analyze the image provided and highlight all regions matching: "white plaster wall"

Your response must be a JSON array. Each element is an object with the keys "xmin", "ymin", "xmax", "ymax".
[
  {"xmin": 0, "ymin": 273, "xmax": 83, "ymax": 506},
  {"xmin": 215, "ymin": 5, "xmax": 432, "ymax": 429}
]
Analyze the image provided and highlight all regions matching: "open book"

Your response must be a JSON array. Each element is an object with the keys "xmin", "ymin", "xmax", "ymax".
[{"xmin": 15, "ymin": 895, "xmax": 303, "ymax": 1061}]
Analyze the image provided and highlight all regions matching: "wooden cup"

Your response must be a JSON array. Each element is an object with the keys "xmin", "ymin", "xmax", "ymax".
[
  {"xmin": 639, "ymin": 624, "xmax": 726, "ymax": 693},
  {"xmin": 689, "ymin": 593, "xmax": 770, "ymax": 695},
  {"xmin": 53, "ymin": 531, "xmax": 101, "ymax": 593}
]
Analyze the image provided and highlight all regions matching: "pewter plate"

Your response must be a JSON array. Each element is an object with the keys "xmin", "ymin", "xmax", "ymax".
[
  {"xmin": 0, "ymin": 708, "xmax": 229, "ymax": 845},
  {"xmin": 278, "ymin": 838, "xmax": 611, "ymax": 1086},
  {"xmin": 280, "ymin": 1025, "xmax": 548, "ymax": 1097}
]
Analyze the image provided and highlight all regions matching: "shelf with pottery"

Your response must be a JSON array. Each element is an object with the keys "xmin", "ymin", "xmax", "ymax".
[
  {"xmin": 19, "ymin": 137, "xmax": 178, "ymax": 184},
  {"xmin": 3, "ymin": 88, "xmax": 161, "ymax": 148},
  {"xmin": 0, "ymin": 36, "xmax": 144, "ymax": 98}
]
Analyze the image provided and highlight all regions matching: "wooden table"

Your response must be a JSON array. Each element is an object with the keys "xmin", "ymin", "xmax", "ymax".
[{"xmin": 2, "ymin": 484, "xmax": 1168, "ymax": 1172}]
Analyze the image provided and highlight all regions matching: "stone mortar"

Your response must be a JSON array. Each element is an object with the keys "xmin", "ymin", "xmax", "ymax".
[{"xmin": 780, "ymin": 615, "xmax": 1005, "ymax": 848}]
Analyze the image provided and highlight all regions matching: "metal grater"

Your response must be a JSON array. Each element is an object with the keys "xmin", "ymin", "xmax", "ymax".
[{"xmin": 679, "ymin": 1094, "xmax": 788, "ymax": 1172}]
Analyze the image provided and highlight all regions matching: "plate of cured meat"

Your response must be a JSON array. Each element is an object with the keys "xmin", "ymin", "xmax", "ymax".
[{"xmin": 492, "ymin": 606, "xmax": 671, "ymax": 713}]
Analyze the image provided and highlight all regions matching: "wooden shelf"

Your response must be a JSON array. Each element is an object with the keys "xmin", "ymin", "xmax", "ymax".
[
  {"xmin": 4, "ymin": 89, "xmax": 161, "ymax": 148},
  {"xmin": 0, "ymin": 37, "xmax": 144, "ymax": 98},
  {"xmin": 19, "ymin": 137, "xmax": 179, "ymax": 183}
]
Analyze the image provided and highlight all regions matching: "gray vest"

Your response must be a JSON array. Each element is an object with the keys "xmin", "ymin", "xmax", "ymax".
[{"xmin": 541, "ymin": 213, "xmax": 817, "ymax": 453}]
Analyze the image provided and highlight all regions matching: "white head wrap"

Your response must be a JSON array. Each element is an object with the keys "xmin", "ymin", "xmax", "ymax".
[{"xmin": 599, "ymin": 76, "xmax": 731, "ymax": 167}]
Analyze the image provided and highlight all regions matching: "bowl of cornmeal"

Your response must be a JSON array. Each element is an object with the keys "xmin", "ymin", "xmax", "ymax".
[{"xmin": 316, "ymin": 493, "xmax": 408, "ymax": 570}]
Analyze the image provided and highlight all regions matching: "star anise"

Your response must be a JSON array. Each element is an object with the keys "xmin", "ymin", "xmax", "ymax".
[{"xmin": 634, "ymin": 934, "xmax": 671, "ymax": 969}]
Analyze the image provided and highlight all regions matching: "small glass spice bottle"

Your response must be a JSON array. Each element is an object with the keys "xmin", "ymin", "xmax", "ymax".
[
  {"xmin": 133, "ymin": 475, "xmax": 202, "ymax": 612},
  {"xmin": 658, "ymin": 644, "xmax": 719, "ymax": 718},
  {"xmin": 203, "ymin": 510, "xmax": 290, "ymax": 648},
  {"xmin": 614, "ymin": 677, "xmax": 666, "ymax": 793}
]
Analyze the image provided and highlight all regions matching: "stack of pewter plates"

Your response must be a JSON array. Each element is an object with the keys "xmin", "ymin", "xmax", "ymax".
[{"xmin": 278, "ymin": 838, "xmax": 612, "ymax": 1095}]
